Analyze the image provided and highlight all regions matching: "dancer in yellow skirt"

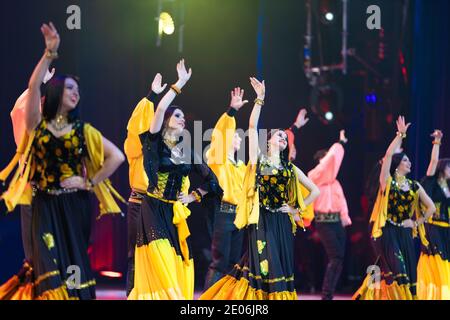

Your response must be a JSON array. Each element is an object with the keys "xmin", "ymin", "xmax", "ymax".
[
  {"xmin": 200, "ymin": 77, "xmax": 320, "ymax": 300},
  {"xmin": 353, "ymin": 116, "xmax": 435, "ymax": 300},
  {"xmin": 128, "ymin": 60, "xmax": 222, "ymax": 300},
  {"xmin": 417, "ymin": 130, "xmax": 450, "ymax": 299},
  {"xmin": 0, "ymin": 22, "xmax": 125, "ymax": 300}
]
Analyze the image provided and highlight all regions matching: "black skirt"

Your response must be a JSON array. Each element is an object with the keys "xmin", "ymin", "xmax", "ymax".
[
  {"xmin": 353, "ymin": 222, "xmax": 418, "ymax": 300},
  {"xmin": 32, "ymin": 190, "xmax": 96, "ymax": 300},
  {"xmin": 200, "ymin": 207, "xmax": 297, "ymax": 300}
]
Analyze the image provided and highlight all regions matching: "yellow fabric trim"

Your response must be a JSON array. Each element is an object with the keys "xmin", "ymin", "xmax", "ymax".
[
  {"xmin": 0, "ymin": 132, "xmax": 36, "ymax": 211},
  {"xmin": 35, "ymin": 270, "xmax": 60, "ymax": 286},
  {"xmin": 418, "ymin": 253, "xmax": 450, "ymax": 300},
  {"xmin": 208, "ymin": 113, "xmax": 236, "ymax": 166},
  {"xmin": 146, "ymin": 193, "xmax": 192, "ymax": 265},
  {"xmin": 233, "ymin": 264, "xmax": 295, "ymax": 284},
  {"xmin": 36, "ymin": 285, "xmax": 78, "ymax": 300},
  {"xmin": 428, "ymin": 221, "xmax": 450, "ymax": 228},
  {"xmin": 370, "ymin": 177, "xmax": 392, "ymax": 239},
  {"xmin": 124, "ymin": 97, "xmax": 153, "ymax": 191},
  {"xmin": 352, "ymin": 276, "xmax": 417, "ymax": 300},
  {"xmin": 128, "ymin": 239, "xmax": 194, "ymax": 300},
  {"xmin": 84, "ymin": 123, "xmax": 126, "ymax": 217},
  {"xmin": 207, "ymin": 113, "xmax": 246, "ymax": 205},
  {"xmin": 199, "ymin": 276, "xmax": 297, "ymax": 300}
]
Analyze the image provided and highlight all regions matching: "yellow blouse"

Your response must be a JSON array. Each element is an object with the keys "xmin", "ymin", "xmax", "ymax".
[
  {"xmin": 207, "ymin": 112, "xmax": 246, "ymax": 206},
  {"xmin": 124, "ymin": 97, "xmax": 153, "ymax": 193}
]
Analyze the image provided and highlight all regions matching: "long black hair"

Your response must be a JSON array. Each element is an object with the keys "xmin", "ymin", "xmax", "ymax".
[
  {"xmin": 390, "ymin": 152, "xmax": 407, "ymax": 177},
  {"xmin": 42, "ymin": 75, "xmax": 80, "ymax": 123}
]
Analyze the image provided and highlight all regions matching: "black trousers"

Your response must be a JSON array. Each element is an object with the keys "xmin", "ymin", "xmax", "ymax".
[
  {"xmin": 204, "ymin": 203, "xmax": 244, "ymax": 290},
  {"xmin": 316, "ymin": 219, "xmax": 346, "ymax": 300},
  {"xmin": 126, "ymin": 201, "xmax": 141, "ymax": 297}
]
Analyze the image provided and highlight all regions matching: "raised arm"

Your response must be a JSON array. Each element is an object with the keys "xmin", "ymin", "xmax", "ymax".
[
  {"xmin": 248, "ymin": 77, "xmax": 265, "ymax": 165},
  {"xmin": 379, "ymin": 116, "xmax": 411, "ymax": 190},
  {"xmin": 150, "ymin": 59, "xmax": 192, "ymax": 134},
  {"xmin": 426, "ymin": 130, "xmax": 443, "ymax": 177},
  {"xmin": 208, "ymin": 88, "xmax": 248, "ymax": 166},
  {"xmin": 25, "ymin": 23, "xmax": 60, "ymax": 133}
]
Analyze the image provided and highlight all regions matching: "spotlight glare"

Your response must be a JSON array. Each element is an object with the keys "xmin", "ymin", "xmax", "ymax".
[
  {"xmin": 325, "ymin": 112, "xmax": 334, "ymax": 121},
  {"xmin": 325, "ymin": 12, "xmax": 334, "ymax": 21},
  {"xmin": 158, "ymin": 12, "xmax": 175, "ymax": 36}
]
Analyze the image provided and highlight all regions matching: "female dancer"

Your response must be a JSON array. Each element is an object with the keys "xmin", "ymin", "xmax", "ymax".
[
  {"xmin": 0, "ymin": 22, "xmax": 125, "ymax": 300},
  {"xmin": 200, "ymin": 77, "xmax": 320, "ymax": 300},
  {"xmin": 417, "ymin": 130, "xmax": 450, "ymax": 299},
  {"xmin": 123, "ymin": 73, "xmax": 166, "ymax": 296},
  {"xmin": 353, "ymin": 116, "xmax": 435, "ymax": 300},
  {"xmin": 128, "ymin": 60, "xmax": 222, "ymax": 300}
]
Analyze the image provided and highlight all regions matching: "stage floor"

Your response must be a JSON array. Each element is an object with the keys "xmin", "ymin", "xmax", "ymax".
[{"xmin": 96, "ymin": 288, "xmax": 352, "ymax": 300}]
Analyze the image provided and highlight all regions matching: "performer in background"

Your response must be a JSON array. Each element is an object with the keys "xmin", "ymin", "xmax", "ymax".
[
  {"xmin": 308, "ymin": 130, "xmax": 352, "ymax": 300},
  {"xmin": 353, "ymin": 116, "xmax": 435, "ymax": 300},
  {"xmin": 123, "ymin": 73, "xmax": 167, "ymax": 297},
  {"xmin": 200, "ymin": 77, "xmax": 320, "ymax": 300},
  {"xmin": 417, "ymin": 130, "xmax": 450, "ymax": 300},
  {"xmin": 128, "ymin": 59, "xmax": 222, "ymax": 300},
  {"xmin": 203, "ymin": 88, "xmax": 248, "ymax": 290},
  {"xmin": 1, "ymin": 22, "xmax": 125, "ymax": 300}
]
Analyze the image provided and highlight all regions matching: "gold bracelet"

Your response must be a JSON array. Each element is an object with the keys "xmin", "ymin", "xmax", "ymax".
[
  {"xmin": 45, "ymin": 49, "xmax": 59, "ymax": 60},
  {"xmin": 396, "ymin": 131, "xmax": 407, "ymax": 139},
  {"xmin": 432, "ymin": 141, "xmax": 441, "ymax": 145},
  {"xmin": 170, "ymin": 84, "xmax": 182, "ymax": 95},
  {"xmin": 191, "ymin": 190, "xmax": 202, "ymax": 203},
  {"xmin": 254, "ymin": 98, "xmax": 265, "ymax": 106}
]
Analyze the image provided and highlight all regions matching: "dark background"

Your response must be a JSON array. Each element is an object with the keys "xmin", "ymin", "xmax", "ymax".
[{"xmin": 0, "ymin": 0, "xmax": 449, "ymax": 295}]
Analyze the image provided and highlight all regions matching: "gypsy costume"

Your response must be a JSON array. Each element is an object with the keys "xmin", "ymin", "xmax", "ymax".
[
  {"xmin": 0, "ymin": 120, "xmax": 124, "ymax": 300},
  {"xmin": 204, "ymin": 108, "xmax": 246, "ymax": 289},
  {"xmin": 417, "ymin": 175, "xmax": 450, "ymax": 300},
  {"xmin": 127, "ymin": 129, "xmax": 222, "ymax": 300},
  {"xmin": 200, "ymin": 157, "xmax": 314, "ymax": 300},
  {"xmin": 353, "ymin": 176, "xmax": 427, "ymax": 300},
  {"xmin": 123, "ymin": 92, "xmax": 158, "ymax": 296}
]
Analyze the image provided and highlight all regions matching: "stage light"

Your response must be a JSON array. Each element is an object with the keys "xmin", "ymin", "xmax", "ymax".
[
  {"xmin": 325, "ymin": 112, "xmax": 334, "ymax": 121},
  {"xmin": 325, "ymin": 12, "xmax": 334, "ymax": 21},
  {"xmin": 310, "ymin": 80, "xmax": 343, "ymax": 125},
  {"xmin": 158, "ymin": 12, "xmax": 175, "ymax": 36},
  {"xmin": 100, "ymin": 271, "xmax": 123, "ymax": 278},
  {"xmin": 365, "ymin": 93, "xmax": 378, "ymax": 105}
]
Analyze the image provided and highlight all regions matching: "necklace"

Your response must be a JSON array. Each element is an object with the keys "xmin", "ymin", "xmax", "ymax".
[
  {"xmin": 394, "ymin": 174, "xmax": 409, "ymax": 189},
  {"xmin": 52, "ymin": 114, "xmax": 69, "ymax": 131}
]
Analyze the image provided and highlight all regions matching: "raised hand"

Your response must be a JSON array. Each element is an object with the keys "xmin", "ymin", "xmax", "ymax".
[
  {"xmin": 41, "ymin": 22, "xmax": 60, "ymax": 53},
  {"xmin": 250, "ymin": 77, "xmax": 265, "ymax": 100},
  {"xmin": 230, "ymin": 87, "xmax": 249, "ymax": 111},
  {"xmin": 43, "ymin": 68, "xmax": 56, "ymax": 84},
  {"xmin": 176, "ymin": 59, "xmax": 192, "ymax": 87},
  {"xmin": 431, "ymin": 129, "xmax": 443, "ymax": 142},
  {"xmin": 340, "ymin": 130, "xmax": 348, "ymax": 144},
  {"xmin": 396, "ymin": 116, "xmax": 411, "ymax": 134},
  {"xmin": 151, "ymin": 73, "xmax": 167, "ymax": 94},
  {"xmin": 294, "ymin": 109, "xmax": 309, "ymax": 129}
]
